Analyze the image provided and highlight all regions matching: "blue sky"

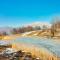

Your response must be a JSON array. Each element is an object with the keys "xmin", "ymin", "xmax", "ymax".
[{"xmin": 0, "ymin": 0, "xmax": 60, "ymax": 27}]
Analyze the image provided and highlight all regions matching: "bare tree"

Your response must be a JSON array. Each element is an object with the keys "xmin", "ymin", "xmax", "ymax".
[
  {"xmin": 2, "ymin": 32, "xmax": 8, "ymax": 36},
  {"xmin": 51, "ymin": 17, "xmax": 60, "ymax": 37},
  {"xmin": 12, "ymin": 28, "xmax": 18, "ymax": 34}
]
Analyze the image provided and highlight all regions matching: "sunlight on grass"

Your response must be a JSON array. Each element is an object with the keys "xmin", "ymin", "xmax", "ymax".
[{"xmin": 12, "ymin": 43, "xmax": 59, "ymax": 60}]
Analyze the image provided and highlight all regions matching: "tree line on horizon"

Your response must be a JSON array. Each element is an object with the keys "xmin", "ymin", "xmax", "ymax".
[
  {"xmin": 0, "ymin": 17, "xmax": 60, "ymax": 37},
  {"xmin": 11, "ymin": 25, "xmax": 41, "ymax": 34}
]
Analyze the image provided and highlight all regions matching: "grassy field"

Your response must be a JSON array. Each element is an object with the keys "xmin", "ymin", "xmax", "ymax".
[
  {"xmin": 1, "ymin": 31, "xmax": 60, "ymax": 60},
  {"xmin": 12, "ymin": 43, "xmax": 59, "ymax": 60}
]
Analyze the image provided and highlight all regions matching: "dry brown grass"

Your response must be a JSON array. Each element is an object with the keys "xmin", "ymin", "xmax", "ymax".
[
  {"xmin": 1, "ymin": 31, "xmax": 60, "ymax": 60},
  {"xmin": 12, "ymin": 43, "xmax": 59, "ymax": 60}
]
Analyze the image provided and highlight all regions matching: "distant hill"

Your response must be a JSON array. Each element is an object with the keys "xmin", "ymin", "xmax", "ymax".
[
  {"xmin": 0, "ymin": 22, "xmax": 52, "ymax": 34},
  {"xmin": 25, "ymin": 22, "xmax": 51, "ymax": 29}
]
